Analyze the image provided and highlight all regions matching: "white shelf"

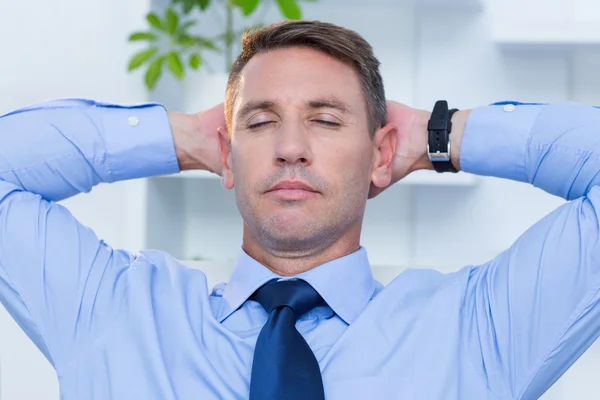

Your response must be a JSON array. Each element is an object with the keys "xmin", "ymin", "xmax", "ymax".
[
  {"xmin": 162, "ymin": 169, "xmax": 478, "ymax": 187},
  {"xmin": 400, "ymin": 170, "xmax": 477, "ymax": 186},
  {"xmin": 342, "ymin": 0, "xmax": 481, "ymax": 6},
  {"xmin": 492, "ymin": 23, "xmax": 600, "ymax": 47}
]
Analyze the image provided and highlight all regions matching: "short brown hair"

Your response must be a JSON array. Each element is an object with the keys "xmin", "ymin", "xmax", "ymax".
[{"xmin": 224, "ymin": 20, "xmax": 386, "ymax": 136}]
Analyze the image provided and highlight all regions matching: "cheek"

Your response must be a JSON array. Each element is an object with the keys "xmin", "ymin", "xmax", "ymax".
[
  {"xmin": 232, "ymin": 142, "xmax": 270, "ymax": 178},
  {"xmin": 324, "ymin": 144, "xmax": 373, "ymax": 183}
]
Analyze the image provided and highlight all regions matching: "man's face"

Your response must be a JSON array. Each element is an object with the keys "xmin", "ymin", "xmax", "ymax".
[{"xmin": 220, "ymin": 47, "xmax": 390, "ymax": 256}]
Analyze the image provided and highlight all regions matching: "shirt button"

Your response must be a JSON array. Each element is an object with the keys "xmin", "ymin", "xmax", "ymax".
[
  {"xmin": 503, "ymin": 104, "xmax": 516, "ymax": 112},
  {"xmin": 128, "ymin": 116, "xmax": 140, "ymax": 127}
]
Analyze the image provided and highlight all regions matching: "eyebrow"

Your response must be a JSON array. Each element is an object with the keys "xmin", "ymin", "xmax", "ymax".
[
  {"xmin": 307, "ymin": 98, "xmax": 351, "ymax": 114},
  {"xmin": 236, "ymin": 97, "xmax": 352, "ymax": 121},
  {"xmin": 237, "ymin": 100, "xmax": 275, "ymax": 120}
]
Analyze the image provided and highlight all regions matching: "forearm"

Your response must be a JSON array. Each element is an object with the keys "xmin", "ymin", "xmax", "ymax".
[
  {"xmin": 415, "ymin": 102, "xmax": 600, "ymax": 201},
  {"xmin": 459, "ymin": 103, "xmax": 600, "ymax": 200},
  {"xmin": 0, "ymin": 99, "xmax": 180, "ymax": 201},
  {"xmin": 449, "ymin": 110, "xmax": 470, "ymax": 171},
  {"xmin": 448, "ymin": 103, "xmax": 600, "ymax": 396},
  {"xmin": 168, "ymin": 110, "xmax": 214, "ymax": 172}
]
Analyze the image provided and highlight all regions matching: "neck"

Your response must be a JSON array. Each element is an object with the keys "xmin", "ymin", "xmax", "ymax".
[{"xmin": 241, "ymin": 225, "xmax": 362, "ymax": 276}]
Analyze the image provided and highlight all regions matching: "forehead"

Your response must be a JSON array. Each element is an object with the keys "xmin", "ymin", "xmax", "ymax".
[{"xmin": 234, "ymin": 47, "xmax": 364, "ymax": 113}]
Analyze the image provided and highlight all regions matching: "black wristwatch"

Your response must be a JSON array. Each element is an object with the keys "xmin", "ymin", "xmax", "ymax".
[{"xmin": 427, "ymin": 100, "xmax": 458, "ymax": 173}]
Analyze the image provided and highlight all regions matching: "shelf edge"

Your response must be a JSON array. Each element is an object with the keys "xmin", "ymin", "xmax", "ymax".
[{"xmin": 492, "ymin": 23, "xmax": 600, "ymax": 46}]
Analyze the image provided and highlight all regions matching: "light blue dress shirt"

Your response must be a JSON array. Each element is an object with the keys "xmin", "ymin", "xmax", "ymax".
[{"xmin": 1, "ymin": 99, "xmax": 600, "ymax": 399}]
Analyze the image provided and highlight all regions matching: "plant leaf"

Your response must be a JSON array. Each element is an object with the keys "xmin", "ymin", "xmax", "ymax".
[
  {"xmin": 231, "ymin": 0, "xmax": 260, "ymax": 16},
  {"xmin": 146, "ymin": 12, "xmax": 164, "ymax": 32},
  {"xmin": 182, "ymin": 0, "xmax": 196, "ymax": 13},
  {"xmin": 197, "ymin": 37, "xmax": 220, "ymax": 52},
  {"xmin": 196, "ymin": 0, "xmax": 211, "ymax": 10},
  {"xmin": 128, "ymin": 47, "xmax": 159, "ymax": 71},
  {"xmin": 189, "ymin": 53, "xmax": 202, "ymax": 70},
  {"xmin": 173, "ymin": 0, "xmax": 211, "ymax": 12},
  {"xmin": 178, "ymin": 20, "xmax": 196, "ymax": 34},
  {"xmin": 145, "ymin": 57, "xmax": 164, "ymax": 90},
  {"xmin": 165, "ymin": 7, "xmax": 179, "ymax": 35},
  {"xmin": 276, "ymin": 0, "xmax": 301, "ymax": 19},
  {"xmin": 177, "ymin": 34, "xmax": 198, "ymax": 47},
  {"xmin": 166, "ymin": 52, "xmax": 185, "ymax": 79},
  {"xmin": 128, "ymin": 32, "xmax": 159, "ymax": 42}
]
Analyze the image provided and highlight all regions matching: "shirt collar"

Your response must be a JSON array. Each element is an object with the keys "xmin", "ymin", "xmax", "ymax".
[{"xmin": 217, "ymin": 246, "xmax": 376, "ymax": 325}]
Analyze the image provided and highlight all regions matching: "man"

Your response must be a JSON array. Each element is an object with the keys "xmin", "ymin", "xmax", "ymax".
[{"xmin": 0, "ymin": 19, "xmax": 599, "ymax": 399}]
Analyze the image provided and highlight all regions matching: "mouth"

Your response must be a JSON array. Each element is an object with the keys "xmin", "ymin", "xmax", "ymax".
[{"xmin": 266, "ymin": 180, "xmax": 319, "ymax": 201}]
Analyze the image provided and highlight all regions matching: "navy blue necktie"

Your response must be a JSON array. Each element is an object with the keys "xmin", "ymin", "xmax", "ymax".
[{"xmin": 249, "ymin": 279, "xmax": 326, "ymax": 400}]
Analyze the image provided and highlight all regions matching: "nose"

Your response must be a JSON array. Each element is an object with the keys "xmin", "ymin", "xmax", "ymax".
[{"xmin": 273, "ymin": 123, "xmax": 313, "ymax": 167}]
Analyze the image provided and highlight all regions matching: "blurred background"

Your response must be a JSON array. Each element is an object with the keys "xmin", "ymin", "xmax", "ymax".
[{"xmin": 1, "ymin": 0, "xmax": 600, "ymax": 398}]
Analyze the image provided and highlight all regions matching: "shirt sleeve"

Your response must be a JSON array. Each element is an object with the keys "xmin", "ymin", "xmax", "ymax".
[
  {"xmin": 459, "ymin": 102, "xmax": 600, "ymax": 399},
  {"xmin": 0, "ymin": 99, "xmax": 179, "ymax": 371}
]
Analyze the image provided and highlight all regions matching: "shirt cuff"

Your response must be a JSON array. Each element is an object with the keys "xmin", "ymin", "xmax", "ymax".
[
  {"xmin": 460, "ymin": 102, "xmax": 546, "ymax": 183},
  {"xmin": 96, "ymin": 102, "xmax": 180, "ymax": 182}
]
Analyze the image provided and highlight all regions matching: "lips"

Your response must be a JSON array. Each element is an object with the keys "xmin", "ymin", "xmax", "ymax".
[
  {"xmin": 267, "ymin": 180, "xmax": 317, "ymax": 193},
  {"xmin": 266, "ymin": 180, "xmax": 319, "ymax": 201}
]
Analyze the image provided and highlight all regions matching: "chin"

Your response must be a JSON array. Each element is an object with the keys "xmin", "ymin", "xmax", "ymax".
[
  {"xmin": 263, "ymin": 232, "xmax": 328, "ymax": 255},
  {"xmin": 271, "ymin": 208, "xmax": 311, "ymax": 224},
  {"xmin": 259, "ymin": 217, "xmax": 335, "ymax": 252},
  {"xmin": 268, "ymin": 219, "xmax": 315, "ymax": 239}
]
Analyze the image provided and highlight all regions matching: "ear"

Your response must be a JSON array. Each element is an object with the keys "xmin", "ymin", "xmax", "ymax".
[
  {"xmin": 370, "ymin": 122, "xmax": 398, "ymax": 189},
  {"xmin": 218, "ymin": 126, "xmax": 234, "ymax": 190}
]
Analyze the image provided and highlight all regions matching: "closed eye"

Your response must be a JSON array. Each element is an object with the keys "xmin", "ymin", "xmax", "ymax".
[
  {"xmin": 248, "ymin": 120, "xmax": 341, "ymax": 129},
  {"xmin": 314, "ymin": 120, "xmax": 341, "ymax": 127},
  {"xmin": 248, "ymin": 121, "xmax": 275, "ymax": 130}
]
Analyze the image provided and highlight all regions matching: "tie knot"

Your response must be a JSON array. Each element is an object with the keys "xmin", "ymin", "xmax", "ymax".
[{"xmin": 251, "ymin": 279, "xmax": 324, "ymax": 318}]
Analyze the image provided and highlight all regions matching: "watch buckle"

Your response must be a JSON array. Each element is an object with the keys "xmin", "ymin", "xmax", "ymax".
[{"xmin": 427, "ymin": 143, "xmax": 451, "ymax": 162}]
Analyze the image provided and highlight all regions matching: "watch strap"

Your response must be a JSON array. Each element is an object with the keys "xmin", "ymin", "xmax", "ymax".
[{"xmin": 427, "ymin": 101, "xmax": 458, "ymax": 173}]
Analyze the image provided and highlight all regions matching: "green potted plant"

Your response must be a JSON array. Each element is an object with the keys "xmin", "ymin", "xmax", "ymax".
[{"xmin": 127, "ymin": 0, "xmax": 316, "ymax": 111}]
